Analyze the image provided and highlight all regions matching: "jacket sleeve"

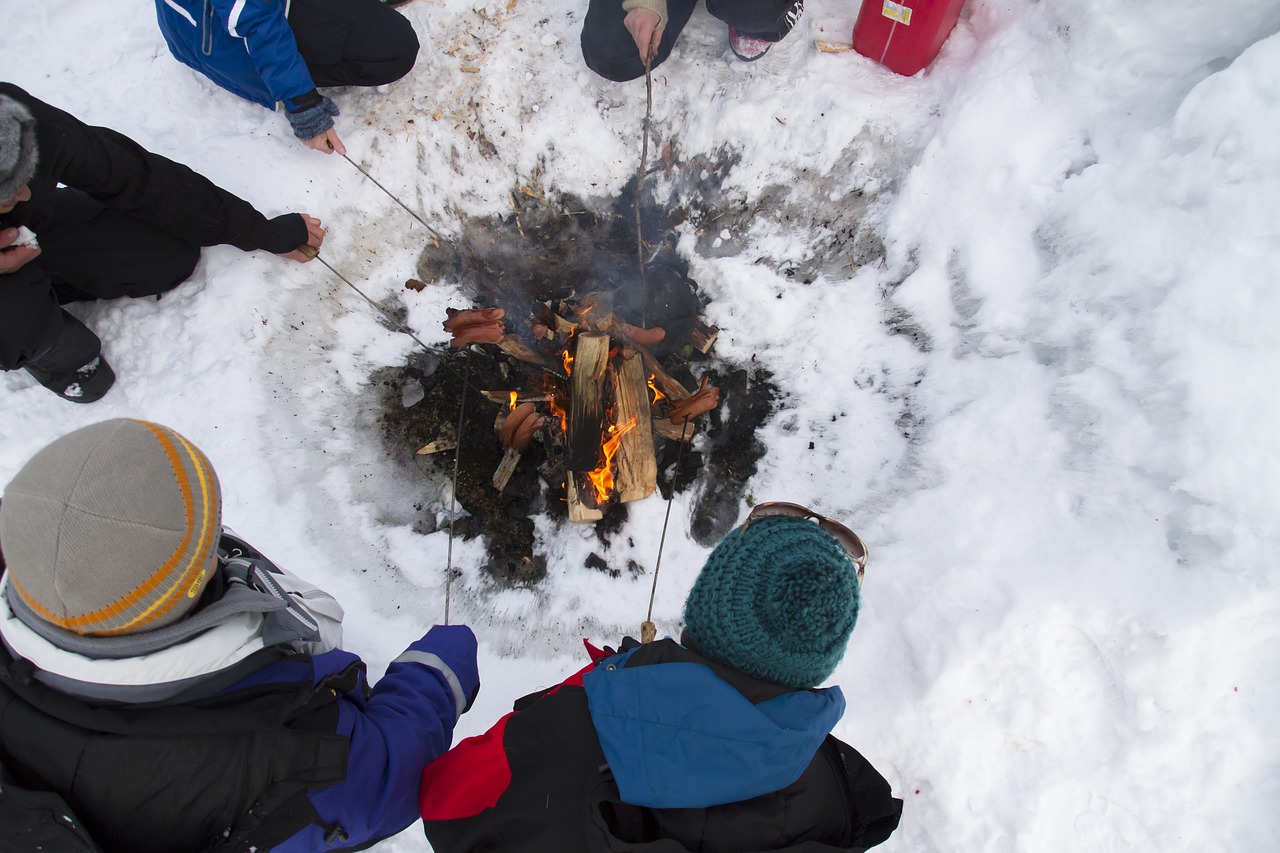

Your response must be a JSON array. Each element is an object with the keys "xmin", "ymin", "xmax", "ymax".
[
  {"xmin": 281, "ymin": 625, "xmax": 481, "ymax": 852},
  {"xmin": 1, "ymin": 82, "xmax": 303, "ymax": 253},
  {"xmin": 214, "ymin": 0, "xmax": 316, "ymax": 108}
]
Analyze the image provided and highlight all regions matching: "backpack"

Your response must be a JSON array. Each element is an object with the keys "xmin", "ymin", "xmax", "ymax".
[{"xmin": 0, "ymin": 760, "xmax": 102, "ymax": 853}]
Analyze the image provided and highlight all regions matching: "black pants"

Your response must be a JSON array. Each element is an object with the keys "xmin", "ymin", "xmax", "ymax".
[
  {"xmin": 582, "ymin": 0, "xmax": 802, "ymax": 82},
  {"xmin": 288, "ymin": 0, "xmax": 420, "ymax": 88},
  {"xmin": 0, "ymin": 190, "xmax": 199, "ymax": 373}
]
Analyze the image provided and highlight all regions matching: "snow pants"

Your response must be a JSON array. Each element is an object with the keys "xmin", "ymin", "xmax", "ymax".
[
  {"xmin": 0, "ymin": 189, "xmax": 199, "ymax": 374},
  {"xmin": 582, "ymin": 0, "xmax": 804, "ymax": 82},
  {"xmin": 288, "ymin": 0, "xmax": 420, "ymax": 88}
]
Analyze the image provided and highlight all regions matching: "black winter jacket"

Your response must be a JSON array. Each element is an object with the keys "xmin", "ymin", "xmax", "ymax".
[
  {"xmin": 0, "ymin": 82, "xmax": 304, "ymax": 253},
  {"xmin": 421, "ymin": 639, "xmax": 902, "ymax": 852}
]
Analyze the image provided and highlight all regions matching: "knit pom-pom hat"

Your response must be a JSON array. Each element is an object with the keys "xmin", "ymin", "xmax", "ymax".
[
  {"xmin": 682, "ymin": 515, "xmax": 861, "ymax": 688},
  {"xmin": 0, "ymin": 419, "xmax": 221, "ymax": 636}
]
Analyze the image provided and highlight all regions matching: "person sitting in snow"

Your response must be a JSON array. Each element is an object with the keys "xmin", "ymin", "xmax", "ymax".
[
  {"xmin": 153, "ymin": 0, "xmax": 421, "ymax": 156},
  {"xmin": 0, "ymin": 418, "xmax": 480, "ymax": 853},
  {"xmin": 0, "ymin": 84, "xmax": 324, "ymax": 403},
  {"xmin": 582, "ymin": 0, "xmax": 806, "ymax": 80},
  {"xmin": 419, "ymin": 501, "xmax": 902, "ymax": 852}
]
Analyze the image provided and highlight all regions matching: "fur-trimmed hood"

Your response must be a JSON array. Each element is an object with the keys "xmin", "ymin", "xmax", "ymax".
[{"xmin": 0, "ymin": 92, "xmax": 38, "ymax": 199}]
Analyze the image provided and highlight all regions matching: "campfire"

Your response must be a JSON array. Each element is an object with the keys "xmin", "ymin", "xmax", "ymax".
[{"xmin": 430, "ymin": 295, "xmax": 721, "ymax": 522}]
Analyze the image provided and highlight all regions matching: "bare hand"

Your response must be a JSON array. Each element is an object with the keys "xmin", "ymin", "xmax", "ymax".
[
  {"xmin": 0, "ymin": 227, "xmax": 41, "ymax": 274},
  {"xmin": 302, "ymin": 127, "xmax": 346, "ymax": 156},
  {"xmin": 278, "ymin": 215, "xmax": 325, "ymax": 263},
  {"xmin": 624, "ymin": 9, "xmax": 664, "ymax": 64}
]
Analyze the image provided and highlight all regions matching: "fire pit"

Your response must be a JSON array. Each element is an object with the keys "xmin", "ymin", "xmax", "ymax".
[{"xmin": 376, "ymin": 179, "xmax": 782, "ymax": 583}]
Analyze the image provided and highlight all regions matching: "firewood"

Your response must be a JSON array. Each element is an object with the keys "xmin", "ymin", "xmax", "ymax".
[
  {"xmin": 566, "ymin": 332, "xmax": 610, "ymax": 472},
  {"xmin": 611, "ymin": 348, "xmax": 657, "ymax": 502},
  {"xmin": 652, "ymin": 417, "xmax": 697, "ymax": 442},
  {"xmin": 689, "ymin": 322, "xmax": 719, "ymax": 354},
  {"xmin": 415, "ymin": 438, "xmax": 458, "ymax": 455},
  {"xmin": 481, "ymin": 391, "xmax": 554, "ymax": 406},
  {"xmin": 567, "ymin": 474, "xmax": 604, "ymax": 523},
  {"xmin": 497, "ymin": 335, "xmax": 556, "ymax": 370},
  {"xmin": 637, "ymin": 347, "xmax": 692, "ymax": 403},
  {"xmin": 492, "ymin": 447, "xmax": 521, "ymax": 492}
]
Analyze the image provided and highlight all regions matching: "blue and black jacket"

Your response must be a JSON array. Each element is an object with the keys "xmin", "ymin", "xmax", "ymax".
[
  {"xmin": 153, "ymin": 0, "xmax": 316, "ymax": 111},
  {"xmin": 421, "ymin": 638, "xmax": 902, "ymax": 852},
  {"xmin": 0, "ymin": 532, "xmax": 480, "ymax": 853}
]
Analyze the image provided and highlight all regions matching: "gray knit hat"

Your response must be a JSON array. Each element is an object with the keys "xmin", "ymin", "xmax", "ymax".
[
  {"xmin": 0, "ymin": 419, "xmax": 222, "ymax": 636},
  {"xmin": 683, "ymin": 516, "xmax": 861, "ymax": 689},
  {"xmin": 0, "ymin": 94, "xmax": 38, "ymax": 200}
]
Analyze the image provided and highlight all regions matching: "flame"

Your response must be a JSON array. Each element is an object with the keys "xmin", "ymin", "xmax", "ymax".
[
  {"xmin": 587, "ymin": 417, "xmax": 637, "ymax": 503},
  {"xmin": 563, "ymin": 348, "xmax": 574, "ymax": 376},
  {"xmin": 508, "ymin": 391, "xmax": 518, "ymax": 411},
  {"xmin": 647, "ymin": 374, "xmax": 665, "ymax": 405},
  {"xmin": 548, "ymin": 392, "xmax": 568, "ymax": 433}
]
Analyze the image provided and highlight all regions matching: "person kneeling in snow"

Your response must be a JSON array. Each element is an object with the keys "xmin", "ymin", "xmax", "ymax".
[
  {"xmin": 0, "ymin": 84, "xmax": 324, "ymax": 403},
  {"xmin": 583, "ymin": 0, "xmax": 806, "ymax": 81},
  {"xmin": 153, "ymin": 0, "xmax": 421, "ymax": 156},
  {"xmin": 0, "ymin": 418, "xmax": 480, "ymax": 853},
  {"xmin": 419, "ymin": 502, "xmax": 902, "ymax": 852}
]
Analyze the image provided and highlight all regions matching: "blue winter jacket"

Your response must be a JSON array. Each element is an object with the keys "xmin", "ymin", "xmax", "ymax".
[
  {"xmin": 153, "ymin": 0, "xmax": 315, "ymax": 110},
  {"xmin": 269, "ymin": 626, "xmax": 481, "ymax": 851},
  {"xmin": 583, "ymin": 644, "xmax": 847, "ymax": 808}
]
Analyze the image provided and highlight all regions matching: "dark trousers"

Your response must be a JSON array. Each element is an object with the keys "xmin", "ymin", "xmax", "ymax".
[
  {"xmin": 288, "ymin": 0, "xmax": 420, "ymax": 88},
  {"xmin": 582, "ymin": 0, "xmax": 802, "ymax": 82},
  {"xmin": 0, "ymin": 190, "xmax": 199, "ymax": 373}
]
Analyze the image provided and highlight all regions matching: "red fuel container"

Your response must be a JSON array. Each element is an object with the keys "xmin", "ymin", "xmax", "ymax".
[{"xmin": 853, "ymin": 0, "xmax": 968, "ymax": 76}]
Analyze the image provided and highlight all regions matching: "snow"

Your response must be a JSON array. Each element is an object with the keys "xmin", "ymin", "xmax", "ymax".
[{"xmin": 3, "ymin": 1, "xmax": 1279, "ymax": 850}]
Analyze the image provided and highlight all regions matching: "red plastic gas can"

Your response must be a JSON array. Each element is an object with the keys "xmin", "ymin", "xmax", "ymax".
[{"xmin": 853, "ymin": 0, "xmax": 968, "ymax": 76}]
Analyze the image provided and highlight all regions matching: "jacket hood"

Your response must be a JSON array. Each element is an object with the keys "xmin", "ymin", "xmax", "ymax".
[{"xmin": 583, "ymin": 647, "xmax": 846, "ymax": 809}]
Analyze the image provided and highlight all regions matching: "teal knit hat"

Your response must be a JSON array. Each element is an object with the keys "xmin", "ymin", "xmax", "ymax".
[{"xmin": 682, "ymin": 516, "xmax": 861, "ymax": 689}]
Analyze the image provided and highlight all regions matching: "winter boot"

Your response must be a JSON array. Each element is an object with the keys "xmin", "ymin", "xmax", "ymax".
[
  {"xmin": 26, "ymin": 355, "xmax": 115, "ymax": 403},
  {"xmin": 728, "ymin": 28, "xmax": 775, "ymax": 62}
]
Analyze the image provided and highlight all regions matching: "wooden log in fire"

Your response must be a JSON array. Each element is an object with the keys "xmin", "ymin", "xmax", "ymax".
[
  {"xmin": 567, "ymin": 474, "xmax": 604, "ymax": 523},
  {"xmin": 652, "ymin": 417, "xmax": 697, "ymax": 442},
  {"xmin": 611, "ymin": 347, "xmax": 657, "ymax": 502},
  {"xmin": 566, "ymin": 332, "xmax": 610, "ymax": 472}
]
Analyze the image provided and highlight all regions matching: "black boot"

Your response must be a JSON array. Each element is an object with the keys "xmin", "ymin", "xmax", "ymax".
[{"xmin": 26, "ymin": 355, "xmax": 116, "ymax": 403}]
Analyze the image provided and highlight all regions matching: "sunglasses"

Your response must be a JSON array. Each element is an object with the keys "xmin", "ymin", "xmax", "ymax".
[{"xmin": 743, "ymin": 501, "xmax": 868, "ymax": 585}]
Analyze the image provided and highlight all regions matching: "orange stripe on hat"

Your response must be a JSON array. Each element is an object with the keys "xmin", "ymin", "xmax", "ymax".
[{"xmin": 27, "ymin": 422, "xmax": 218, "ymax": 634}]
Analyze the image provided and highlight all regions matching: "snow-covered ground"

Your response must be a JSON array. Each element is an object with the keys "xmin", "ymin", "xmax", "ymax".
[{"xmin": 4, "ymin": 0, "xmax": 1280, "ymax": 849}]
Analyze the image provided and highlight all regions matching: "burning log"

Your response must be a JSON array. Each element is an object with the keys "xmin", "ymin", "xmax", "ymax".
[
  {"xmin": 634, "ymin": 346, "xmax": 692, "ymax": 404},
  {"xmin": 481, "ymin": 391, "xmax": 554, "ymax": 406},
  {"xmin": 566, "ymin": 332, "xmax": 610, "ymax": 472},
  {"xmin": 611, "ymin": 347, "xmax": 657, "ymax": 502},
  {"xmin": 567, "ymin": 475, "xmax": 604, "ymax": 523}
]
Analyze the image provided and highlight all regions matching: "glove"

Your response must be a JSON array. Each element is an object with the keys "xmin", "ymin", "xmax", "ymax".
[{"xmin": 286, "ymin": 96, "xmax": 340, "ymax": 141}]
